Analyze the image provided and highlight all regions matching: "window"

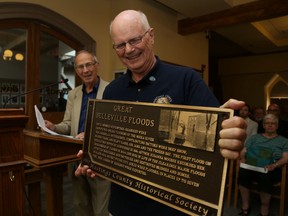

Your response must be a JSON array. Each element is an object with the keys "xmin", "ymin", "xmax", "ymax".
[{"xmin": 0, "ymin": 3, "xmax": 95, "ymax": 129}]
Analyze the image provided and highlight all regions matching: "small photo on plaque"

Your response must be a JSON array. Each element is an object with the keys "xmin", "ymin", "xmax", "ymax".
[{"xmin": 158, "ymin": 110, "xmax": 218, "ymax": 152}]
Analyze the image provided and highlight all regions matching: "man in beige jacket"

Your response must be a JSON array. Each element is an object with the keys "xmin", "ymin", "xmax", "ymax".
[{"xmin": 44, "ymin": 50, "xmax": 110, "ymax": 216}]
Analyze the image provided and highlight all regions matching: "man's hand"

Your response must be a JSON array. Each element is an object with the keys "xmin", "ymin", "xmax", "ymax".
[
  {"xmin": 74, "ymin": 150, "xmax": 97, "ymax": 178},
  {"xmin": 75, "ymin": 132, "xmax": 85, "ymax": 140},
  {"xmin": 44, "ymin": 120, "xmax": 55, "ymax": 131},
  {"xmin": 219, "ymin": 99, "xmax": 247, "ymax": 160}
]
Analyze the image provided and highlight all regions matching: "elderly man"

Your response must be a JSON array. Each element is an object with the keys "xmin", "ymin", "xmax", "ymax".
[
  {"xmin": 44, "ymin": 50, "xmax": 110, "ymax": 216},
  {"xmin": 76, "ymin": 10, "xmax": 246, "ymax": 216}
]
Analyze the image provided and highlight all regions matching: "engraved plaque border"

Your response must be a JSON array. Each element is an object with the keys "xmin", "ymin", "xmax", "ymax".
[{"xmin": 82, "ymin": 99, "xmax": 233, "ymax": 216}]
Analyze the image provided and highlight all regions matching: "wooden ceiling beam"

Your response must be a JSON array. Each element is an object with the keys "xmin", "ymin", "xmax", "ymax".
[{"xmin": 178, "ymin": 0, "xmax": 288, "ymax": 35}]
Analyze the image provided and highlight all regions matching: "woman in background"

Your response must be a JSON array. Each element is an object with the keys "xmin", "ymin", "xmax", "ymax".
[{"xmin": 238, "ymin": 113, "xmax": 288, "ymax": 216}]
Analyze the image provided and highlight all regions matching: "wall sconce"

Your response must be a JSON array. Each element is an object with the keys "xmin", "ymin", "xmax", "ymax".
[
  {"xmin": 3, "ymin": 49, "xmax": 13, "ymax": 60},
  {"xmin": 15, "ymin": 53, "xmax": 24, "ymax": 61}
]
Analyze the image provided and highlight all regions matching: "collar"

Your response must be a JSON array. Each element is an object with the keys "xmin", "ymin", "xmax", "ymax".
[{"xmin": 82, "ymin": 77, "xmax": 100, "ymax": 93}]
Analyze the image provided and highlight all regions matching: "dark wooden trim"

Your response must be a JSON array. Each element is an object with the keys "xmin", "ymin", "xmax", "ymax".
[
  {"xmin": 178, "ymin": 0, "xmax": 288, "ymax": 35},
  {"xmin": 0, "ymin": 2, "xmax": 95, "ymax": 52}
]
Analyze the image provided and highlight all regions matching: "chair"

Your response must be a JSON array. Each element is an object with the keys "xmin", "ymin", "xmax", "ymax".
[{"xmin": 233, "ymin": 162, "xmax": 287, "ymax": 216}]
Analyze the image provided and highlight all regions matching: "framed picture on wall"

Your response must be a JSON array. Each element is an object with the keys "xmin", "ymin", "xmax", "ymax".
[
  {"xmin": 20, "ymin": 83, "xmax": 25, "ymax": 93},
  {"xmin": 10, "ymin": 94, "xmax": 19, "ymax": 105},
  {"xmin": 2, "ymin": 94, "xmax": 9, "ymax": 105},
  {"xmin": 10, "ymin": 83, "xmax": 20, "ymax": 94},
  {"xmin": 40, "ymin": 95, "xmax": 44, "ymax": 105},
  {"xmin": 20, "ymin": 95, "xmax": 25, "ymax": 104},
  {"xmin": 1, "ymin": 83, "xmax": 10, "ymax": 93}
]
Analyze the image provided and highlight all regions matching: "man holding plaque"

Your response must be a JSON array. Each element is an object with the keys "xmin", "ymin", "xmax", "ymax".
[{"xmin": 76, "ymin": 10, "xmax": 246, "ymax": 216}]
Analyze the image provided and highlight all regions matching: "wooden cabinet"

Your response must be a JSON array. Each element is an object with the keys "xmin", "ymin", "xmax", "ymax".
[{"xmin": 0, "ymin": 109, "xmax": 28, "ymax": 216}]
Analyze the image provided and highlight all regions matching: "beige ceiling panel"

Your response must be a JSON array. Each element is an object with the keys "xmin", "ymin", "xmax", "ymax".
[{"xmin": 252, "ymin": 15, "xmax": 288, "ymax": 47}]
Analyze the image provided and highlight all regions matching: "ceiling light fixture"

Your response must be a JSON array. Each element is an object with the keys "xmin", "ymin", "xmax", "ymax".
[
  {"xmin": 15, "ymin": 53, "xmax": 24, "ymax": 61},
  {"xmin": 3, "ymin": 49, "xmax": 13, "ymax": 60}
]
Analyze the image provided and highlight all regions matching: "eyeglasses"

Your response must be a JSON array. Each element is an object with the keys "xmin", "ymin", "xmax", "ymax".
[
  {"xmin": 112, "ymin": 29, "xmax": 150, "ymax": 51},
  {"xmin": 264, "ymin": 122, "xmax": 277, "ymax": 125},
  {"xmin": 268, "ymin": 109, "xmax": 279, "ymax": 112},
  {"xmin": 74, "ymin": 62, "xmax": 96, "ymax": 71}
]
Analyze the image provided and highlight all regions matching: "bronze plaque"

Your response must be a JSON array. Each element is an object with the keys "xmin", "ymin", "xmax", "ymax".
[{"xmin": 82, "ymin": 99, "xmax": 233, "ymax": 216}]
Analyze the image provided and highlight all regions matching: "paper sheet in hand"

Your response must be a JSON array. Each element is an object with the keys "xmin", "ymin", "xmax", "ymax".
[
  {"xmin": 34, "ymin": 105, "xmax": 73, "ymax": 138},
  {"xmin": 240, "ymin": 162, "xmax": 268, "ymax": 173}
]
